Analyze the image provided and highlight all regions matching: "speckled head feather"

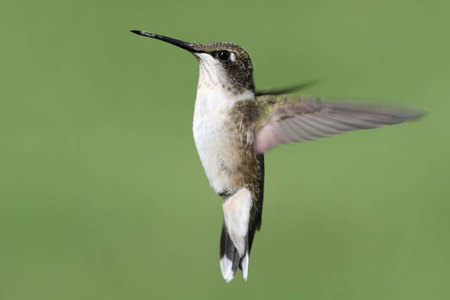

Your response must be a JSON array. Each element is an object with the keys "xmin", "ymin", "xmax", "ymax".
[{"xmin": 193, "ymin": 42, "xmax": 254, "ymax": 93}]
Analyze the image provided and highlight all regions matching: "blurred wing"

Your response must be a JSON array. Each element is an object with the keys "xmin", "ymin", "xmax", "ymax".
[
  {"xmin": 255, "ymin": 80, "xmax": 318, "ymax": 96},
  {"xmin": 253, "ymin": 95, "xmax": 425, "ymax": 153}
]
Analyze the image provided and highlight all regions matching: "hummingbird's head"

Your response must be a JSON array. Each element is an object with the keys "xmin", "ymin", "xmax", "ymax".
[{"xmin": 131, "ymin": 31, "xmax": 255, "ymax": 96}]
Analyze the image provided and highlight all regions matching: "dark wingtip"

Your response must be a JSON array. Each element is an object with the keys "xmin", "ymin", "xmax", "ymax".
[
  {"xmin": 408, "ymin": 108, "xmax": 428, "ymax": 121},
  {"xmin": 255, "ymin": 80, "xmax": 319, "ymax": 96}
]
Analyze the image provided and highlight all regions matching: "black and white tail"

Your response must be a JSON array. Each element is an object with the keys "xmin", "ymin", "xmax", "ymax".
[
  {"xmin": 220, "ymin": 222, "xmax": 250, "ymax": 282},
  {"xmin": 219, "ymin": 187, "xmax": 260, "ymax": 282}
]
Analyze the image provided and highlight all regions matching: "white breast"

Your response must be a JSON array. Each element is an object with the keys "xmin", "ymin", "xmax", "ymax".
[
  {"xmin": 193, "ymin": 87, "xmax": 253, "ymax": 194},
  {"xmin": 193, "ymin": 89, "xmax": 234, "ymax": 194}
]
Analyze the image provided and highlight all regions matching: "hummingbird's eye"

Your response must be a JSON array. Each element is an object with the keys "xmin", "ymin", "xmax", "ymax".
[{"xmin": 217, "ymin": 51, "xmax": 231, "ymax": 61}]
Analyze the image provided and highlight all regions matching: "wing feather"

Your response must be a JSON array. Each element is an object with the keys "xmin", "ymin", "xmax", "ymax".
[{"xmin": 253, "ymin": 95, "xmax": 424, "ymax": 153}]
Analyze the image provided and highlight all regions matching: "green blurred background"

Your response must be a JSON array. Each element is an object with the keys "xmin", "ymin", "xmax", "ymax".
[{"xmin": 1, "ymin": 0, "xmax": 449, "ymax": 299}]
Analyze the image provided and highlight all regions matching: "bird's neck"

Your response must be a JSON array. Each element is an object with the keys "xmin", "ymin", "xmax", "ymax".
[
  {"xmin": 194, "ymin": 59, "xmax": 254, "ymax": 114},
  {"xmin": 194, "ymin": 84, "xmax": 254, "ymax": 118}
]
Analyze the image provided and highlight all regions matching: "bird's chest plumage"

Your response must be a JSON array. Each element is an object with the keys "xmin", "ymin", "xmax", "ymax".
[
  {"xmin": 193, "ymin": 110, "xmax": 244, "ymax": 194},
  {"xmin": 193, "ymin": 90, "xmax": 251, "ymax": 195}
]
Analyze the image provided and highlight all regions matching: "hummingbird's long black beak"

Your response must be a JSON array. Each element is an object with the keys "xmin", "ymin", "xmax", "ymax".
[{"xmin": 130, "ymin": 30, "xmax": 203, "ymax": 53}]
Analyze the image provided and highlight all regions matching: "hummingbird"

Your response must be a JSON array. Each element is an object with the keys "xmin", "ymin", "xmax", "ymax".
[{"xmin": 130, "ymin": 30, "xmax": 424, "ymax": 282}]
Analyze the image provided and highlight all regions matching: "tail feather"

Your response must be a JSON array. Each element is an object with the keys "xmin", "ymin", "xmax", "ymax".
[
  {"xmin": 239, "ymin": 249, "xmax": 249, "ymax": 281},
  {"xmin": 220, "ymin": 186, "xmax": 260, "ymax": 282},
  {"xmin": 220, "ymin": 221, "xmax": 252, "ymax": 282},
  {"xmin": 220, "ymin": 222, "xmax": 240, "ymax": 282}
]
